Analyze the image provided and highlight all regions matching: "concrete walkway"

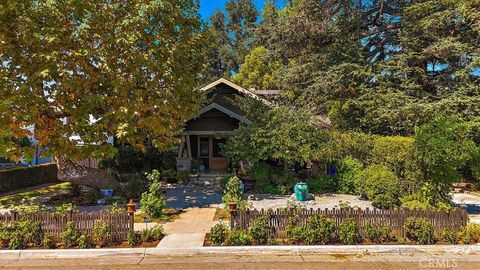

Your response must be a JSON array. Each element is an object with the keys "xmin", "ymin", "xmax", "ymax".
[{"xmin": 157, "ymin": 207, "xmax": 217, "ymax": 248}]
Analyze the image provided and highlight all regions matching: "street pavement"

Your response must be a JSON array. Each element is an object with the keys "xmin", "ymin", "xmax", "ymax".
[{"xmin": 1, "ymin": 246, "xmax": 480, "ymax": 270}]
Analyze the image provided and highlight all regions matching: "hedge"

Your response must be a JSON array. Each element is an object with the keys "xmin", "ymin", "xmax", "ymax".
[{"xmin": 0, "ymin": 163, "xmax": 58, "ymax": 194}]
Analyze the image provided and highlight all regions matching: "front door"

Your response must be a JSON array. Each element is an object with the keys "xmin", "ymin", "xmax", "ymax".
[
  {"xmin": 197, "ymin": 136, "xmax": 229, "ymax": 171},
  {"xmin": 211, "ymin": 137, "xmax": 228, "ymax": 170}
]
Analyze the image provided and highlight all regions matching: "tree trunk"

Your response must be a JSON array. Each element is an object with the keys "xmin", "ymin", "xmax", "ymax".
[{"xmin": 55, "ymin": 156, "xmax": 122, "ymax": 191}]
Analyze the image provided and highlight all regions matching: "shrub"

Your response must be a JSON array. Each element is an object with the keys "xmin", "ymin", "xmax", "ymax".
[
  {"xmin": 286, "ymin": 214, "xmax": 336, "ymax": 245},
  {"xmin": 109, "ymin": 202, "xmax": 125, "ymax": 214},
  {"xmin": 308, "ymin": 176, "xmax": 336, "ymax": 194},
  {"xmin": 355, "ymin": 164, "xmax": 400, "ymax": 209},
  {"xmin": 78, "ymin": 233, "xmax": 91, "ymax": 249},
  {"xmin": 141, "ymin": 224, "xmax": 164, "ymax": 242},
  {"xmin": 461, "ymin": 223, "xmax": 480, "ymax": 244},
  {"xmin": 55, "ymin": 203, "xmax": 77, "ymax": 216},
  {"xmin": 225, "ymin": 229, "xmax": 252, "ymax": 246},
  {"xmin": 309, "ymin": 214, "xmax": 336, "ymax": 244},
  {"xmin": 127, "ymin": 230, "xmax": 139, "ymax": 247},
  {"xmin": 210, "ymin": 223, "xmax": 229, "ymax": 245},
  {"xmin": 42, "ymin": 233, "xmax": 55, "ymax": 249},
  {"xmin": 23, "ymin": 221, "xmax": 43, "ymax": 246},
  {"xmin": 371, "ymin": 136, "xmax": 421, "ymax": 193},
  {"xmin": 175, "ymin": 171, "xmax": 190, "ymax": 184},
  {"xmin": 222, "ymin": 176, "xmax": 243, "ymax": 205},
  {"xmin": 338, "ymin": 219, "xmax": 360, "ymax": 244},
  {"xmin": 10, "ymin": 203, "xmax": 48, "ymax": 215},
  {"xmin": 336, "ymin": 156, "xmax": 363, "ymax": 194},
  {"xmin": 403, "ymin": 217, "xmax": 435, "ymax": 244},
  {"xmin": 396, "ymin": 237, "xmax": 407, "ymax": 245},
  {"xmin": 364, "ymin": 222, "xmax": 392, "ymax": 243},
  {"xmin": 251, "ymin": 163, "xmax": 271, "ymax": 182},
  {"xmin": 61, "ymin": 221, "xmax": 79, "ymax": 248},
  {"xmin": 249, "ymin": 215, "xmax": 270, "ymax": 245},
  {"xmin": 441, "ymin": 229, "xmax": 460, "ymax": 244},
  {"xmin": 92, "ymin": 220, "xmax": 111, "ymax": 247},
  {"xmin": 0, "ymin": 163, "xmax": 58, "ymax": 194},
  {"xmin": 140, "ymin": 175, "xmax": 166, "ymax": 219}
]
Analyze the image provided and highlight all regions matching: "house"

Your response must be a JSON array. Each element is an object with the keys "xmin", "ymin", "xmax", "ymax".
[{"xmin": 176, "ymin": 78, "xmax": 278, "ymax": 172}]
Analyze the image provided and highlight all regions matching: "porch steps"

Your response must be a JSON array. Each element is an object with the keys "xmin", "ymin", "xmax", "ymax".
[{"xmin": 191, "ymin": 173, "xmax": 233, "ymax": 186}]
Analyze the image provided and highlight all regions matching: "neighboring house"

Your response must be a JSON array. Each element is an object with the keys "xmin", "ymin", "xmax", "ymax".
[{"xmin": 176, "ymin": 78, "xmax": 280, "ymax": 172}]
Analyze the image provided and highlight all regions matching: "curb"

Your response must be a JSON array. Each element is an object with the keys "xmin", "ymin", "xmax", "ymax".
[{"xmin": 1, "ymin": 245, "xmax": 479, "ymax": 259}]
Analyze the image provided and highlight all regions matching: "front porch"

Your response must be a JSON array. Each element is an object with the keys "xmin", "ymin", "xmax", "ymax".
[{"xmin": 176, "ymin": 132, "xmax": 233, "ymax": 172}]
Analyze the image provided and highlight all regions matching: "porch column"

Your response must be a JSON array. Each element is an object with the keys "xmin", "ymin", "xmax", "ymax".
[{"xmin": 186, "ymin": 135, "xmax": 192, "ymax": 158}]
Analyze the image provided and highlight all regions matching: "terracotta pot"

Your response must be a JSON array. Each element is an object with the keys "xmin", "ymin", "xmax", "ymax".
[
  {"xmin": 127, "ymin": 199, "xmax": 136, "ymax": 214},
  {"xmin": 228, "ymin": 202, "xmax": 237, "ymax": 212}
]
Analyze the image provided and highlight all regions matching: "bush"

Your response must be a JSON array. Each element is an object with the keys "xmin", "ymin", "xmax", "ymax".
[
  {"xmin": 441, "ymin": 229, "xmax": 460, "ymax": 244},
  {"xmin": 309, "ymin": 214, "xmax": 336, "ymax": 244},
  {"xmin": 371, "ymin": 136, "xmax": 421, "ymax": 194},
  {"xmin": 364, "ymin": 222, "xmax": 392, "ymax": 243},
  {"xmin": 127, "ymin": 230, "xmax": 139, "ymax": 247},
  {"xmin": 336, "ymin": 156, "xmax": 363, "ymax": 194},
  {"xmin": 210, "ymin": 223, "xmax": 229, "ymax": 245},
  {"xmin": 222, "ymin": 176, "xmax": 243, "ymax": 205},
  {"xmin": 225, "ymin": 229, "xmax": 252, "ymax": 246},
  {"xmin": 55, "ymin": 203, "xmax": 77, "ymax": 216},
  {"xmin": 249, "ymin": 215, "xmax": 270, "ymax": 245},
  {"xmin": 92, "ymin": 220, "xmax": 111, "ymax": 247},
  {"xmin": 42, "ymin": 233, "xmax": 55, "ymax": 249},
  {"xmin": 61, "ymin": 221, "xmax": 79, "ymax": 248},
  {"xmin": 175, "ymin": 171, "xmax": 190, "ymax": 184},
  {"xmin": 140, "ymin": 224, "xmax": 164, "ymax": 242},
  {"xmin": 461, "ymin": 223, "xmax": 480, "ymax": 244},
  {"xmin": 355, "ymin": 164, "xmax": 400, "ymax": 209},
  {"xmin": 338, "ymin": 219, "xmax": 360, "ymax": 244},
  {"xmin": 251, "ymin": 163, "xmax": 272, "ymax": 182},
  {"xmin": 9, "ymin": 204, "xmax": 48, "ymax": 215},
  {"xmin": 0, "ymin": 163, "xmax": 58, "ymax": 194},
  {"xmin": 140, "ymin": 174, "xmax": 166, "ymax": 219},
  {"xmin": 286, "ymin": 214, "xmax": 336, "ymax": 245},
  {"xmin": 403, "ymin": 217, "xmax": 435, "ymax": 244},
  {"xmin": 308, "ymin": 176, "xmax": 336, "ymax": 194},
  {"xmin": 78, "ymin": 233, "xmax": 91, "ymax": 249},
  {"xmin": 0, "ymin": 221, "xmax": 42, "ymax": 249}
]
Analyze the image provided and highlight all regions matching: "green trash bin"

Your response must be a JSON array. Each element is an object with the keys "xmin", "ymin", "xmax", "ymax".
[{"xmin": 294, "ymin": 182, "xmax": 308, "ymax": 201}]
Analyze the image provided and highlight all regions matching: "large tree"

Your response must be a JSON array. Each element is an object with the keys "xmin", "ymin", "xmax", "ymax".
[
  {"xmin": 0, "ymin": 0, "xmax": 206, "ymax": 189},
  {"xmin": 204, "ymin": 0, "xmax": 258, "ymax": 79}
]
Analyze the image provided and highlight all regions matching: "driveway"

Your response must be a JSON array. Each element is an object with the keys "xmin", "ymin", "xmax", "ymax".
[
  {"xmin": 247, "ymin": 193, "xmax": 374, "ymax": 210},
  {"xmin": 163, "ymin": 184, "xmax": 223, "ymax": 210}
]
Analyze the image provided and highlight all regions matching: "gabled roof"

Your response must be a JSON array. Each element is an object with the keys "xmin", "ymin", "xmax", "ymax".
[
  {"xmin": 200, "ymin": 78, "xmax": 271, "ymax": 105},
  {"xmin": 193, "ymin": 103, "xmax": 252, "ymax": 124}
]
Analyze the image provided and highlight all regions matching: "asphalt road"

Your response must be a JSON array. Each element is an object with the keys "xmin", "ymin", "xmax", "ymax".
[{"xmin": 1, "ymin": 247, "xmax": 480, "ymax": 270}]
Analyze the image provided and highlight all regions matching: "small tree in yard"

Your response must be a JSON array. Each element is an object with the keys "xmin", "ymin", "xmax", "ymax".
[
  {"xmin": 415, "ymin": 115, "xmax": 479, "ymax": 207},
  {"xmin": 140, "ymin": 171, "xmax": 166, "ymax": 219},
  {"xmin": 0, "ymin": 0, "xmax": 206, "ymax": 189}
]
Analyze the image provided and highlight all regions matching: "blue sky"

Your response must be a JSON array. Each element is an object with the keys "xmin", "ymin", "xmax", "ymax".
[{"xmin": 199, "ymin": 0, "xmax": 285, "ymax": 19}]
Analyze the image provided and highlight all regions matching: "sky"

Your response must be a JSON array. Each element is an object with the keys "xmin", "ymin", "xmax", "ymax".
[{"xmin": 199, "ymin": 0, "xmax": 285, "ymax": 19}]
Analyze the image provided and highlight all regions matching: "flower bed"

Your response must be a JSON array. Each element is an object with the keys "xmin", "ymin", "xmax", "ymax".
[{"xmin": 206, "ymin": 207, "xmax": 479, "ymax": 246}]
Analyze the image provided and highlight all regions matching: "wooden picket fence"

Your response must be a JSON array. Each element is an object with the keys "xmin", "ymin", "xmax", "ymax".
[
  {"xmin": 0, "ymin": 211, "xmax": 134, "ymax": 242},
  {"xmin": 231, "ymin": 207, "xmax": 468, "ymax": 239}
]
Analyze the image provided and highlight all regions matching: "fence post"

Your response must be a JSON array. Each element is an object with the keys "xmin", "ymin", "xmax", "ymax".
[
  {"xmin": 127, "ymin": 200, "xmax": 136, "ymax": 232},
  {"xmin": 228, "ymin": 202, "xmax": 237, "ymax": 229}
]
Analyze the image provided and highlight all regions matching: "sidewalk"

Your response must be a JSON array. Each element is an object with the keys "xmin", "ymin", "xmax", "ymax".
[{"xmin": 157, "ymin": 207, "xmax": 217, "ymax": 248}]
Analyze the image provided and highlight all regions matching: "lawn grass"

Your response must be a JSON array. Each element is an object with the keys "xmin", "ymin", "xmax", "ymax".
[{"xmin": 0, "ymin": 182, "xmax": 72, "ymax": 206}]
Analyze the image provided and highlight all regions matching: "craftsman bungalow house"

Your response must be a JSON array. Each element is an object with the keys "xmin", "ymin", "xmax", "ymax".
[{"xmin": 176, "ymin": 78, "xmax": 279, "ymax": 172}]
